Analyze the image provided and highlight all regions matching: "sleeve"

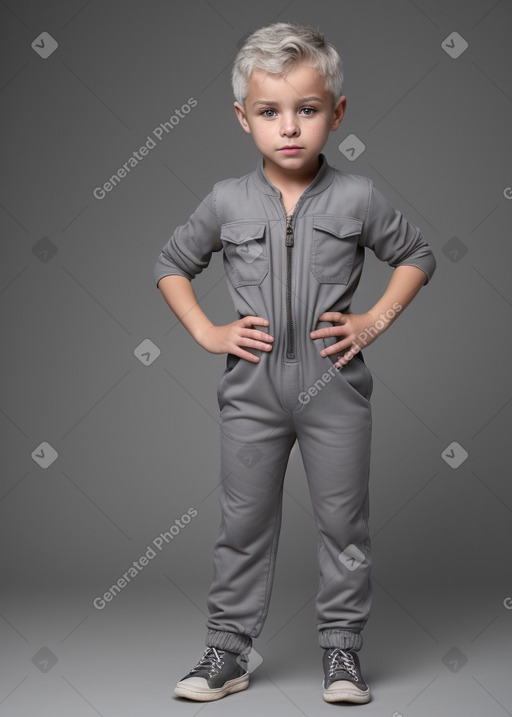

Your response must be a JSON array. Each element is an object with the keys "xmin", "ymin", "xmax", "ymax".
[
  {"xmin": 360, "ymin": 180, "xmax": 436, "ymax": 284},
  {"xmin": 153, "ymin": 184, "xmax": 222, "ymax": 288}
]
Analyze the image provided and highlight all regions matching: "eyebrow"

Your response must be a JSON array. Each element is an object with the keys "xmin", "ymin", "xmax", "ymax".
[{"xmin": 252, "ymin": 96, "xmax": 325, "ymax": 107}]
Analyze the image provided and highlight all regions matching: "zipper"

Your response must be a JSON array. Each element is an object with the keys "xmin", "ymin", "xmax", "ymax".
[{"xmin": 279, "ymin": 196, "xmax": 296, "ymax": 360}]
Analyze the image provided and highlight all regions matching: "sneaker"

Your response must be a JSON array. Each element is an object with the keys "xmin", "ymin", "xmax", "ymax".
[
  {"xmin": 322, "ymin": 647, "xmax": 370, "ymax": 703},
  {"xmin": 174, "ymin": 646, "xmax": 249, "ymax": 701}
]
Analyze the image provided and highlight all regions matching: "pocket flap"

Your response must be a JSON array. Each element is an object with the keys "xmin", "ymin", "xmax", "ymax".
[
  {"xmin": 220, "ymin": 221, "xmax": 266, "ymax": 245},
  {"xmin": 313, "ymin": 216, "xmax": 363, "ymax": 238}
]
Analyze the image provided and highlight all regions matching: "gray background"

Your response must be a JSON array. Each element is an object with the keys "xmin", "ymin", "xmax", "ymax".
[{"xmin": 1, "ymin": 0, "xmax": 511, "ymax": 715}]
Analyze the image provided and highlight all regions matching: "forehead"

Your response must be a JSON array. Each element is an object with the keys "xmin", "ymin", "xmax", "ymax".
[{"xmin": 247, "ymin": 61, "xmax": 329, "ymax": 101}]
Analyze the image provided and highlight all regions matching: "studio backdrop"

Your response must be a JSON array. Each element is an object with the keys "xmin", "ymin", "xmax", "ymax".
[{"xmin": 1, "ymin": 1, "xmax": 511, "ymax": 716}]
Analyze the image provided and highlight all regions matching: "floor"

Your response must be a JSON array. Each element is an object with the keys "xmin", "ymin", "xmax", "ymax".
[{"xmin": 1, "ymin": 583, "xmax": 510, "ymax": 716}]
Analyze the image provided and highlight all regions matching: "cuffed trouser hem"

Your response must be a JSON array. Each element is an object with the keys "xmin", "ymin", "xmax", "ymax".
[
  {"xmin": 206, "ymin": 629, "xmax": 253, "ymax": 655},
  {"xmin": 319, "ymin": 629, "xmax": 363, "ymax": 651}
]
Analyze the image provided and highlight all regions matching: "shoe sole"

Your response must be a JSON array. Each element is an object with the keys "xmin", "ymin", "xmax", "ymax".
[
  {"xmin": 322, "ymin": 682, "xmax": 370, "ymax": 704},
  {"xmin": 174, "ymin": 673, "xmax": 249, "ymax": 702}
]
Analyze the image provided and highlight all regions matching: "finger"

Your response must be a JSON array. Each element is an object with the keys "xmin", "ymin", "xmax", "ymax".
[
  {"xmin": 241, "ymin": 315, "xmax": 270, "ymax": 327},
  {"xmin": 239, "ymin": 337, "xmax": 273, "ymax": 351},
  {"xmin": 320, "ymin": 341, "xmax": 354, "ymax": 357},
  {"xmin": 317, "ymin": 311, "xmax": 344, "ymax": 323},
  {"xmin": 235, "ymin": 349, "xmax": 260, "ymax": 363},
  {"xmin": 242, "ymin": 329, "xmax": 274, "ymax": 341},
  {"xmin": 310, "ymin": 325, "xmax": 346, "ymax": 339}
]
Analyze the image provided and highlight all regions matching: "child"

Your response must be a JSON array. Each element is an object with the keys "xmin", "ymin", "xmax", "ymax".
[{"xmin": 153, "ymin": 21, "xmax": 436, "ymax": 704}]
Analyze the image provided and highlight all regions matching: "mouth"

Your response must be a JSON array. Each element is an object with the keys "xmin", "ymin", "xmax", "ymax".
[{"xmin": 278, "ymin": 146, "xmax": 303, "ymax": 153}]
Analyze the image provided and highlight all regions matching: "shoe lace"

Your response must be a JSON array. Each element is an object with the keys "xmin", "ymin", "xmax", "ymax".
[
  {"xmin": 190, "ymin": 647, "xmax": 226, "ymax": 677},
  {"xmin": 328, "ymin": 649, "xmax": 359, "ymax": 681}
]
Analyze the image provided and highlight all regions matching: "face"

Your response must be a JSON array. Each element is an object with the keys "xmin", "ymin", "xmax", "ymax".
[{"xmin": 233, "ymin": 60, "xmax": 346, "ymax": 175}]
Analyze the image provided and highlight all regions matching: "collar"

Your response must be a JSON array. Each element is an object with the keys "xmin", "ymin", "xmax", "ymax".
[{"xmin": 252, "ymin": 152, "xmax": 335, "ymax": 197}]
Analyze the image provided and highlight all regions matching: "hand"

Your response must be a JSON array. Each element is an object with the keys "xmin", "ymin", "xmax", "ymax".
[
  {"xmin": 197, "ymin": 315, "xmax": 274, "ymax": 363},
  {"xmin": 310, "ymin": 311, "xmax": 381, "ymax": 367}
]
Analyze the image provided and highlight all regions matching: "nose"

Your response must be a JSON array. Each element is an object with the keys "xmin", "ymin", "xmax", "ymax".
[{"xmin": 279, "ymin": 111, "xmax": 300, "ymax": 136}]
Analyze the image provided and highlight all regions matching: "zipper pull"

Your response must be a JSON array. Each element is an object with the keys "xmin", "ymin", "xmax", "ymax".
[{"xmin": 285, "ymin": 216, "xmax": 294, "ymax": 247}]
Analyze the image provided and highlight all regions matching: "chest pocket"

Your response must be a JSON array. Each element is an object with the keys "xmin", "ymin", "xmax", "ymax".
[
  {"xmin": 220, "ymin": 220, "xmax": 269, "ymax": 287},
  {"xmin": 311, "ymin": 216, "xmax": 363, "ymax": 284}
]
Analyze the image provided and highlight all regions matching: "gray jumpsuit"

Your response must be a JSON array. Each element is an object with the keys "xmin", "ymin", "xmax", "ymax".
[{"xmin": 153, "ymin": 152, "xmax": 436, "ymax": 654}]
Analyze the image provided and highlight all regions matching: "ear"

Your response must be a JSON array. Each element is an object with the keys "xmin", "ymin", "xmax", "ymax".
[
  {"xmin": 330, "ymin": 95, "xmax": 347, "ymax": 131},
  {"xmin": 233, "ymin": 101, "xmax": 252, "ymax": 134}
]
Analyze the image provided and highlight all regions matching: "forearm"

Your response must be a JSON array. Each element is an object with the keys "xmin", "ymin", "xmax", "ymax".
[
  {"xmin": 157, "ymin": 275, "xmax": 213, "ymax": 343},
  {"xmin": 367, "ymin": 265, "xmax": 427, "ymax": 330}
]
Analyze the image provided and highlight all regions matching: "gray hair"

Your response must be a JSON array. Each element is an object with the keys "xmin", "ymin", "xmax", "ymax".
[{"xmin": 231, "ymin": 22, "xmax": 343, "ymax": 109}]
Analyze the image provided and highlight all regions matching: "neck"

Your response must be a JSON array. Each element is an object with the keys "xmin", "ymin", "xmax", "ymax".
[{"xmin": 262, "ymin": 154, "xmax": 321, "ymax": 192}]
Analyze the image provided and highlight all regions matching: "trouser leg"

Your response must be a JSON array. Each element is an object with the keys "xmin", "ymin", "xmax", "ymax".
[
  {"xmin": 295, "ymin": 354, "xmax": 373, "ymax": 651},
  {"xmin": 206, "ymin": 402, "xmax": 296, "ymax": 655}
]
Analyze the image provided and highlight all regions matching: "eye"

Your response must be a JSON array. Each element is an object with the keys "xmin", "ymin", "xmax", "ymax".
[
  {"xmin": 260, "ymin": 109, "xmax": 276, "ymax": 118},
  {"xmin": 300, "ymin": 107, "xmax": 317, "ymax": 116}
]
